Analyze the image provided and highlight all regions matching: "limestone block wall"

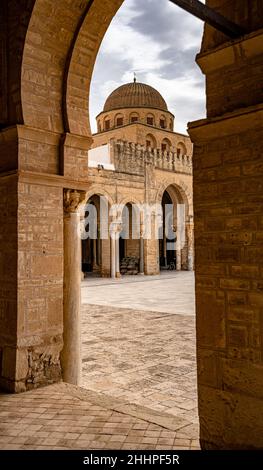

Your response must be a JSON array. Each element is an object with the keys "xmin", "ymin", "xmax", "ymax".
[
  {"xmin": 92, "ymin": 122, "xmax": 192, "ymax": 155},
  {"xmin": 126, "ymin": 240, "xmax": 140, "ymax": 259},
  {"xmin": 0, "ymin": 176, "xmax": 18, "ymax": 391},
  {"xmin": 202, "ymin": 0, "xmax": 263, "ymax": 53},
  {"xmin": 16, "ymin": 181, "xmax": 64, "ymax": 392},
  {"xmin": 18, "ymin": 127, "xmax": 60, "ymax": 174},
  {"xmin": 189, "ymin": 25, "xmax": 263, "ymax": 449}
]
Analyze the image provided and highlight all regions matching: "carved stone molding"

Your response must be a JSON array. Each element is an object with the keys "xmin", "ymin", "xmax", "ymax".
[{"xmin": 63, "ymin": 189, "xmax": 86, "ymax": 214}]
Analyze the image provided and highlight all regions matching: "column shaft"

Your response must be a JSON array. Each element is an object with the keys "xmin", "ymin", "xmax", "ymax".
[
  {"xmin": 139, "ymin": 237, "xmax": 144, "ymax": 274},
  {"xmin": 62, "ymin": 211, "xmax": 82, "ymax": 385},
  {"xmin": 116, "ymin": 236, "xmax": 120, "ymax": 277},
  {"xmin": 111, "ymin": 235, "xmax": 116, "ymax": 278}
]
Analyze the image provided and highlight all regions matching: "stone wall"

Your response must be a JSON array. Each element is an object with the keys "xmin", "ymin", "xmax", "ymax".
[
  {"xmin": 0, "ymin": 0, "xmax": 262, "ymax": 450},
  {"xmin": 189, "ymin": 24, "xmax": 263, "ymax": 449},
  {"xmin": 16, "ymin": 181, "xmax": 63, "ymax": 392},
  {"xmin": 92, "ymin": 121, "xmax": 192, "ymax": 155},
  {"xmin": 0, "ymin": 175, "xmax": 18, "ymax": 391}
]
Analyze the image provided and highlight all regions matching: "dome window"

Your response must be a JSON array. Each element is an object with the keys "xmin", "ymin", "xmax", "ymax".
[
  {"xmin": 160, "ymin": 118, "xmax": 166, "ymax": 129},
  {"xmin": 104, "ymin": 119, "xmax": 110, "ymax": 131},
  {"xmin": 116, "ymin": 117, "xmax": 123, "ymax": 127},
  {"xmin": 147, "ymin": 117, "xmax": 154, "ymax": 126}
]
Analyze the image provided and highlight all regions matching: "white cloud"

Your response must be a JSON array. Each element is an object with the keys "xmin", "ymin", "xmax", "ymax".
[
  {"xmin": 101, "ymin": 24, "xmax": 170, "ymax": 73},
  {"xmin": 89, "ymin": 0, "xmax": 206, "ymax": 134}
]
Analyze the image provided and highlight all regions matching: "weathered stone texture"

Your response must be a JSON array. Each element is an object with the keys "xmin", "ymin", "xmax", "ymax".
[
  {"xmin": 18, "ymin": 127, "xmax": 60, "ymax": 174},
  {"xmin": 190, "ymin": 17, "xmax": 263, "ymax": 447},
  {"xmin": 202, "ymin": 0, "xmax": 263, "ymax": 53},
  {"xmin": 0, "ymin": 176, "xmax": 18, "ymax": 391},
  {"xmin": 14, "ymin": 182, "xmax": 63, "ymax": 392},
  {"xmin": 0, "ymin": 0, "xmax": 262, "ymax": 451}
]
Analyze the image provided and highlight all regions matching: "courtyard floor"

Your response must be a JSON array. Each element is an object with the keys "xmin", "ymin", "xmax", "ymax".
[
  {"xmin": 0, "ymin": 272, "xmax": 199, "ymax": 450},
  {"xmin": 81, "ymin": 271, "xmax": 199, "ymax": 444}
]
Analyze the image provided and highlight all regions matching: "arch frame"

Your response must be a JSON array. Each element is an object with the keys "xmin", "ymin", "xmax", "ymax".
[{"xmin": 1, "ymin": 0, "xmax": 262, "ymax": 452}]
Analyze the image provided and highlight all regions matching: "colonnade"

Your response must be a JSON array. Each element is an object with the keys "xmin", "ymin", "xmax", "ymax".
[{"xmin": 61, "ymin": 189, "xmax": 193, "ymax": 386}]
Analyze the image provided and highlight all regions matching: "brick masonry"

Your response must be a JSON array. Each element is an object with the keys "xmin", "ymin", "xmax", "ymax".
[
  {"xmin": 0, "ymin": 0, "xmax": 262, "ymax": 450},
  {"xmin": 189, "ymin": 3, "xmax": 263, "ymax": 448}
]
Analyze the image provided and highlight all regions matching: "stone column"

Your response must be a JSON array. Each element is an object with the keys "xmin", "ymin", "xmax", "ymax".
[
  {"xmin": 61, "ymin": 189, "xmax": 86, "ymax": 386},
  {"xmin": 176, "ymin": 232, "xmax": 181, "ymax": 271},
  {"xmin": 163, "ymin": 236, "xmax": 167, "ymax": 268},
  {"xmin": 187, "ymin": 221, "xmax": 194, "ymax": 271},
  {"xmin": 115, "ymin": 235, "xmax": 120, "ymax": 277},
  {"xmin": 110, "ymin": 233, "xmax": 116, "ymax": 279},
  {"xmin": 139, "ymin": 238, "xmax": 144, "ymax": 274},
  {"xmin": 97, "ymin": 226, "xmax": 101, "ymax": 267},
  {"xmin": 139, "ymin": 213, "xmax": 144, "ymax": 274},
  {"xmin": 93, "ymin": 239, "xmax": 97, "ymax": 267},
  {"xmin": 80, "ymin": 214, "xmax": 85, "ymax": 280}
]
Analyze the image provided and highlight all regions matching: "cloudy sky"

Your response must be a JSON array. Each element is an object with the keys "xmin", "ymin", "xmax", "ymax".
[{"xmin": 90, "ymin": 0, "xmax": 206, "ymax": 135}]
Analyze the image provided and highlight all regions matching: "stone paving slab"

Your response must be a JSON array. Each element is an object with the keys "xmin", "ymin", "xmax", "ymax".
[
  {"xmin": 0, "ymin": 383, "xmax": 200, "ymax": 450},
  {"xmin": 0, "ymin": 272, "xmax": 199, "ymax": 451},
  {"xmin": 81, "ymin": 304, "xmax": 198, "ymax": 424},
  {"xmin": 81, "ymin": 272, "xmax": 195, "ymax": 316}
]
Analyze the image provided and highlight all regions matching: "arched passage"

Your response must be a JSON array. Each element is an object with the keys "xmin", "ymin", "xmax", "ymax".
[
  {"xmin": 119, "ymin": 203, "xmax": 141, "ymax": 275},
  {"xmin": 82, "ymin": 195, "xmax": 101, "ymax": 277},
  {"xmin": 0, "ymin": 0, "xmax": 261, "ymax": 451},
  {"xmin": 158, "ymin": 184, "xmax": 190, "ymax": 271},
  {"xmin": 81, "ymin": 191, "xmax": 113, "ymax": 278}
]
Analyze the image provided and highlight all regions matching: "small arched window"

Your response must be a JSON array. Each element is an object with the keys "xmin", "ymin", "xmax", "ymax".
[
  {"xmin": 104, "ymin": 116, "xmax": 110, "ymax": 131},
  {"xmin": 161, "ymin": 138, "xmax": 172, "ymax": 152},
  {"xmin": 146, "ymin": 134, "xmax": 157, "ymax": 149},
  {"xmin": 160, "ymin": 115, "xmax": 167, "ymax": 129},
  {"xmin": 146, "ymin": 114, "xmax": 155, "ymax": 126},
  {"xmin": 130, "ymin": 112, "xmax": 139, "ymax": 123},
  {"xmin": 115, "ymin": 113, "xmax": 124, "ymax": 127},
  {"xmin": 177, "ymin": 142, "xmax": 187, "ymax": 156}
]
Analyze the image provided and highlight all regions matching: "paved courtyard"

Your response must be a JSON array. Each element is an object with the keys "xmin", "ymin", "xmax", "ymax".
[
  {"xmin": 0, "ymin": 383, "xmax": 199, "ymax": 450},
  {"xmin": 0, "ymin": 272, "xmax": 199, "ymax": 450},
  {"xmin": 81, "ymin": 272, "xmax": 198, "ymax": 437},
  {"xmin": 81, "ymin": 271, "xmax": 195, "ymax": 316}
]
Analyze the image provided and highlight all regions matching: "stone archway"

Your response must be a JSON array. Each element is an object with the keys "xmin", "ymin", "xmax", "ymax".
[
  {"xmin": 0, "ymin": 0, "xmax": 263, "ymax": 450},
  {"xmin": 157, "ymin": 183, "xmax": 193, "ymax": 272}
]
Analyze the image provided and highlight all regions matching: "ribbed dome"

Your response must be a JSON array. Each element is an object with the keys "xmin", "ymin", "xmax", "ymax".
[{"xmin": 103, "ymin": 82, "xmax": 168, "ymax": 112}]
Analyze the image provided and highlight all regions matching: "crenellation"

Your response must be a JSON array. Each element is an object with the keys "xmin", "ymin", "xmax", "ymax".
[{"xmin": 112, "ymin": 139, "xmax": 192, "ymax": 175}]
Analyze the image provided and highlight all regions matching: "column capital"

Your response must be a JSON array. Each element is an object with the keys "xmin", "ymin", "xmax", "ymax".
[
  {"xmin": 64, "ymin": 189, "xmax": 87, "ymax": 214},
  {"xmin": 110, "ymin": 221, "xmax": 122, "ymax": 238}
]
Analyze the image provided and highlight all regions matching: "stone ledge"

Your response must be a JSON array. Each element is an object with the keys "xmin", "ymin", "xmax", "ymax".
[
  {"xmin": 188, "ymin": 103, "xmax": 263, "ymax": 141},
  {"xmin": 197, "ymin": 28, "xmax": 263, "ymax": 74},
  {"xmin": 51, "ymin": 382, "xmax": 192, "ymax": 433}
]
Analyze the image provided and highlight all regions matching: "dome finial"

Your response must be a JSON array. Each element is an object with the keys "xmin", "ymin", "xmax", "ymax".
[{"xmin": 133, "ymin": 72, "xmax": 137, "ymax": 83}]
